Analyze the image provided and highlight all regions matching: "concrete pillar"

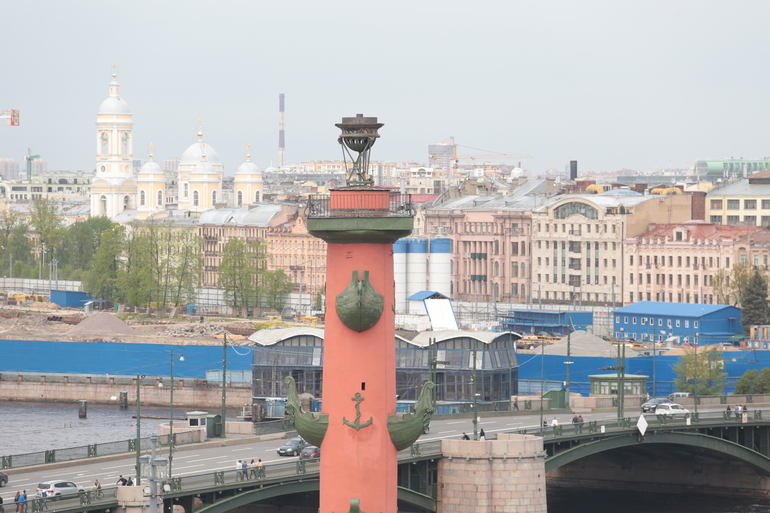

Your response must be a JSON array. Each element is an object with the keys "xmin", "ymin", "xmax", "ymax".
[{"xmin": 438, "ymin": 433, "xmax": 546, "ymax": 513}]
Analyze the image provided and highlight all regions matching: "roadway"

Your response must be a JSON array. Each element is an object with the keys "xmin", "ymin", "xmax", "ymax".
[{"xmin": 0, "ymin": 406, "xmax": 718, "ymax": 503}]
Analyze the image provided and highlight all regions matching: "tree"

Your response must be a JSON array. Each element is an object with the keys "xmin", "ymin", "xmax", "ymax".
[
  {"xmin": 83, "ymin": 227, "xmax": 125, "ymax": 300},
  {"xmin": 219, "ymin": 240, "xmax": 270, "ymax": 314},
  {"xmin": 263, "ymin": 269, "xmax": 294, "ymax": 311},
  {"xmin": 119, "ymin": 228, "xmax": 155, "ymax": 308},
  {"xmin": 58, "ymin": 216, "xmax": 115, "ymax": 280},
  {"xmin": 740, "ymin": 267, "xmax": 770, "ymax": 334},
  {"xmin": 712, "ymin": 263, "xmax": 752, "ymax": 306},
  {"xmin": 734, "ymin": 368, "xmax": 770, "ymax": 394},
  {"xmin": 30, "ymin": 197, "xmax": 65, "ymax": 251},
  {"xmin": 673, "ymin": 347, "xmax": 727, "ymax": 396}
]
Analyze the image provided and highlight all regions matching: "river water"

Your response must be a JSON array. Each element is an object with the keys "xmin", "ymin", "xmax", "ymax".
[
  {"xmin": 548, "ymin": 489, "xmax": 770, "ymax": 513},
  {"xmin": 0, "ymin": 401, "xmax": 189, "ymax": 455}
]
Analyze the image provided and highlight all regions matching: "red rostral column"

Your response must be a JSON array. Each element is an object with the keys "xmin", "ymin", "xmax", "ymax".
[{"xmin": 288, "ymin": 115, "xmax": 430, "ymax": 513}]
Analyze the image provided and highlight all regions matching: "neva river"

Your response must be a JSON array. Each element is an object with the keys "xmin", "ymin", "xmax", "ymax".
[
  {"xmin": 0, "ymin": 401, "xmax": 182, "ymax": 455},
  {"xmin": 548, "ymin": 489, "xmax": 770, "ymax": 513}
]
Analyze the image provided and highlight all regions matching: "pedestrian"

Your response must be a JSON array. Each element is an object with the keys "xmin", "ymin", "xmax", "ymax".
[
  {"xmin": 461, "ymin": 432, "xmax": 470, "ymax": 440},
  {"xmin": 126, "ymin": 476, "xmax": 134, "ymax": 486},
  {"xmin": 577, "ymin": 415, "xmax": 584, "ymax": 434},
  {"xmin": 0, "ymin": 493, "xmax": 4, "ymax": 513},
  {"xmin": 735, "ymin": 404, "xmax": 742, "ymax": 419},
  {"xmin": 513, "ymin": 396, "xmax": 519, "ymax": 411},
  {"xmin": 479, "ymin": 428, "xmax": 486, "ymax": 441},
  {"xmin": 256, "ymin": 458, "xmax": 264, "ymax": 478},
  {"xmin": 572, "ymin": 414, "xmax": 579, "ymax": 434},
  {"xmin": 40, "ymin": 491, "xmax": 47, "ymax": 510},
  {"xmin": 726, "ymin": 405, "xmax": 731, "ymax": 414},
  {"xmin": 18, "ymin": 491, "xmax": 25, "ymax": 513},
  {"xmin": 116, "ymin": 475, "xmax": 127, "ymax": 486},
  {"xmin": 13, "ymin": 492, "xmax": 20, "ymax": 513},
  {"xmin": 543, "ymin": 418, "xmax": 548, "ymax": 434},
  {"xmin": 552, "ymin": 417, "xmax": 559, "ymax": 428},
  {"xmin": 93, "ymin": 480, "xmax": 102, "ymax": 499}
]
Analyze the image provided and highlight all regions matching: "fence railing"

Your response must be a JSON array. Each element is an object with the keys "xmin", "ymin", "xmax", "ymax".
[
  {"xmin": 1, "ymin": 431, "xmax": 199, "ymax": 470},
  {"xmin": 306, "ymin": 192, "xmax": 414, "ymax": 218}
]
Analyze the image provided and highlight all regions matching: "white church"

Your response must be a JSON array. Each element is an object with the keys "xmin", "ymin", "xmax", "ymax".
[{"xmin": 90, "ymin": 72, "xmax": 264, "ymax": 221}]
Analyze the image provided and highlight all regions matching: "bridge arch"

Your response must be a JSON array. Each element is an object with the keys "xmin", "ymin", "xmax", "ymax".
[
  {"xmin": 546, "ymin": 431, "xmax": 770, "ymax": 475},
  {"xmin": 193, "ymin": 478, "xmax": 435, "ymax": 513}
]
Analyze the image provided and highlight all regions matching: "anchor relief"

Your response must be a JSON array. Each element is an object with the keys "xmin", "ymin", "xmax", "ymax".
[{"xmin": 343, "ymin": 392, "xmax": 373, "ymax": 431}]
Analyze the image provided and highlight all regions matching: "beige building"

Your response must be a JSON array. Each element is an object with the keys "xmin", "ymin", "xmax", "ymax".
[
  {"xmin": 425, "ymin": 179, "xmax": 553, "ymax": 302},
  {"xmin": 266, "ymin": 216, "xmax": 327, "ymax": 298},
  {"xmin": 706, "ymin": 172, "xmax": 770, "ymax": 226},
  {"xmin": 624, "ymin": 221, "xmax": 770, "ymax": 305},
  {"xmin": 531, "ymin": 191, "xmax": 694, "ymax": 307}
]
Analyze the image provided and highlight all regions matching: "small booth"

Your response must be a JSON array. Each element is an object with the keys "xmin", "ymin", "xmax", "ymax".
[
  {"xmin": 589, "ymin": 373, "xmax": 648, "ymax": 396},
  {"xmin": 186, "ymin": 411, "xmax": 209, "ymax": 439}
]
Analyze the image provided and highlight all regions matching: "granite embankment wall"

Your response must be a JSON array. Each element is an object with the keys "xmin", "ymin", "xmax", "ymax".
[{"xmin": 0, "ymin": 376, "xmax": 252, "ymax": 408}]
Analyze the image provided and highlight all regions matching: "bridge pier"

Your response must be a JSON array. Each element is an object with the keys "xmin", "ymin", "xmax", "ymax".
[{"xmin": 438, "ymin": 433, "xmax": 546, "ymax": 513}]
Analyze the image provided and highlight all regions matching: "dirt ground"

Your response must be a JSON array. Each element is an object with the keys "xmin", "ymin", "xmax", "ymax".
[{"xmin": 0, "ymin": 306, "xmax": 255, "ymax": 346}]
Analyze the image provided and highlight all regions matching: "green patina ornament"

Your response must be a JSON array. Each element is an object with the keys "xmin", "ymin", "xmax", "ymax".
[
  {"xmin": 283, "ymin": 376, "xmax": 328, "ymax": 447},
  {"xmin": 343, "ymin": 392, "xmax": 373, "ymax": 431},
  {"xmin": 387, "ymin": 381, "xmax": 435, "ymax": 451},
  {"xmin": 335, "ymin": 270, "xmax": 384, "ymax": 332}
]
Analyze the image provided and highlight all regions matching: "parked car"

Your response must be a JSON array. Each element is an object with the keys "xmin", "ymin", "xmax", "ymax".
[
  {"xmin": 0, "ymin": 471, "xmax": 8, "ymax": 487},
  {"xmin": 641, "ymin": 398, "xmax": 672, "ymax": 413},
  {"xmin": 299, "ymin": 445, "xmax": 321, "ymax": 460},
  {"xmin": 668, "ymin": 392, "xmax": 692, "ymax": 401},
  {"xmin": 277, "ymin": 438, "xmax": 310, "ymax": 456},
  {"xmin": 36, "ymin": 480, "xmax": 84, "ymax": 498},
  {"xmin": 654, "ymin": 403, "xmax": 690, "ymax": 418}
]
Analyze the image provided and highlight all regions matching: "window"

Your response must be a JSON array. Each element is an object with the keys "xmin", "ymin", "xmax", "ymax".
[
  {"xmin": 157, "ymin": 190, "xmax": 163, "ymax": 206},
  {"xmin": 139, "ymin": 190, "xmax": 146, "ymax": 206},
  {"xmin": 763, "ymin": 200, "xmax": 770, "ymax": 209},
  {"xmin": 694, "ymin": 321, "xmax": 699, "ymax": 329},
  {"xmin": 632, "ymin": 317, "xmax": 637, "ymax": 325},
  {"xmin": 727, "ymin": 215, "xmax": 740, "ymax": 225},
  {"xmin": 624, "ymin": 316, "xmax": 628, "ymax": 324},
  {"xmin": 745, "ymin": 200, "xmax": 757, "ymax": 210},
  {"xmin": 745, "ymin": 216, "xmax": 757, "ymax": 226},
  {"xmin": 710, "ymin": 199, "xmax": 723, "ymax": 209},
  {"xmin": 667, "ymin": 319, "xmax": 672, "ymax": 328},
  {"xmin": 727, "ymin": 199, "xmax": 740, "ymax": 210},
  {"xmin": 237, "ymin": 191, "xmax": 243, "ymax": 205},
  {"xmin": 710, "ymin": 215, "xmax": 723, "ymax": 224},
  {"xmin": 658, "ymin": 319, "xmax": 662, "ymax": 326},
  {"xmin": 676, "ymin": 320, "xmax": 681, "ymax": 327},
  {"xmin": 193, "ymin": 190, "xmax": 199, "ymax": 207},
  {"xmin": 685, "ymin": 320, "xmax": 689, "ymax": 328},
  {"xmin": 641, "ymin": 318, "xmax": 647, "ymax": 325}
]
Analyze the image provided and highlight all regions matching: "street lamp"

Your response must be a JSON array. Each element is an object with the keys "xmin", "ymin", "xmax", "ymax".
[
  {"xmin": 472, "ymin": 341, "xmax": 478, "ymax": 441},
  {"xmin": 539, "ymin": 336, "xmax": 545, "ymax": 436},
  {"xmin": 159, "ymin": 351, "xmax": 184, "ymax": 478},
  {"xmin": 693, "ymin": 337, "xmax": 698, "ymax": 416}
]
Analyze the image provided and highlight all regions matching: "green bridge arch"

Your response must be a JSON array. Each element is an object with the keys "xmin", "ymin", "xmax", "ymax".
[
  {"xmin": 545, "ymin": 431, "xmax": 770, "ymax": 474},
  {"xmin": 193, "ymin": 478, "xmax": 436, "ymax": 513}
]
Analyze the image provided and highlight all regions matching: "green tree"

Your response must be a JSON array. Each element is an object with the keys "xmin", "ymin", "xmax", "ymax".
[
  {"xmin": 219, "ymin": 240, "xmax": 269, "ymax": 314},
  {"xmin": 740, "ymin": 267, "xmax": 770, "ymax": 334},
  {"xmin": 30, "ymin": 197, "xmax": 65, "ymax": 251},
  {"xmin": 712, "ymin": 263, "xmax": 752, "ymax": 306},
  {"xmin": 734, "ymin": 368, "xmax": 770, "ymax": 394},
  {"xmin": 262, "ymin": 269, "xmax": 294, "ymax": 311},
  {"xmin": 83, "ymin": 227, "xmax": 125, "ymax": 300},
  {"xmin": 673, "ymin": 347, "xmax": 727, "ymax": 396},
  {"xmin": 119, "ymin": 228, "xmax": 155, "ymax": 308},
  {"xmin": 58, "ymin": 216, "xmax": 115, "ymax": 280}
]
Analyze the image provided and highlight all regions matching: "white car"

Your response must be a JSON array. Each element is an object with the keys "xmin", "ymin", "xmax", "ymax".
[
  {"xmin": 36, "ymin": 480, "xmax": 84, "ymax": 499},
  {"xmin": 653, "ymin": 402, "xmax": 690, "ymax": 418}
]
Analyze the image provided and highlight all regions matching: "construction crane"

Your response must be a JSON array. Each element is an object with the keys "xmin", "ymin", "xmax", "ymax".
[
  {"xmin": 25, "ymin": 148, "xmax": 40, "ymax": 181},
  {"xmin": 1, "ymin": 109, "xmax": 20, "ymax": 126},
  {"xmin": 429, "ymin": 144, "xmax": 532, "ymax": 179}
]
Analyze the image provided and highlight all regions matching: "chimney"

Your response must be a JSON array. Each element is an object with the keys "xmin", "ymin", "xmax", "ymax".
[{"xmin": 570, "ymin": 160, "xmax": 578, "ymax": 181}]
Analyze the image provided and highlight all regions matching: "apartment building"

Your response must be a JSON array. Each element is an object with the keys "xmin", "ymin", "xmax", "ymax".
[
  {"xmin": 266, "ymin": 215, "xmax": 327, "ymax": 298},
  {"xmin": 624, "ymin": 221, "xmax": 770, "ymax": 305},
  {"xmin": 531, "ymin": 191, "xmax": 693, "ymax": 307},
  {"xmin": 707, "ymin": 172, "xmax": 770, "ymax": 226}
]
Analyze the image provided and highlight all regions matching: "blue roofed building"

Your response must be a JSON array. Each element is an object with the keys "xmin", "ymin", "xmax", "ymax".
[{"xmin": 612, "ymin": 301, "xmax": 742, "ymax": 346}]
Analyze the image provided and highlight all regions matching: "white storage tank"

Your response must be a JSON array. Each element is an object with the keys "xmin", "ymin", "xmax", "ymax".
[
  {"xmin": 406, "ymin": 238, "xmax": 428, "ymax": 300},
  {"xmin": 428, "ymin": 238, "xmax": 452, "ymax": 297},
  {"xmin": 393, "ymin": 239, "xmax": 408, "ymax": 312}
]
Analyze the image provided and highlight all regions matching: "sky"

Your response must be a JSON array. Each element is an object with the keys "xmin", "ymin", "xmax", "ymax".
[{"xmin": 1, "ymin": 1, "xmax": 769, "ymax": 177}]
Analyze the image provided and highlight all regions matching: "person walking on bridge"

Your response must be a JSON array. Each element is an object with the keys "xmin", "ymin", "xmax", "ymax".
[{"xmin": 572, "ymin": 414, "xmax": 579, "ymax": 434}]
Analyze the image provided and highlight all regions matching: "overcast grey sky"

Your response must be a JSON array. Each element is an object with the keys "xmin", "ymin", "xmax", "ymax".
[{"xmin": 1, "ymin": 1, "xmax": 768, "ymax": 176}]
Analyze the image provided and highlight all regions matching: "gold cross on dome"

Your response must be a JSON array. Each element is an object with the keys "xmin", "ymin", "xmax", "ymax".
[
  {"xmin": 246, "ymin": 143, "xmax": 252, "ymax": 156},
  {"xmin": 148, "ymin": 142, "xmax": 155, "ymax": 158},
  {"xmin": 112, "ymin": 63, "xmax": 118, "ymax": 78}
]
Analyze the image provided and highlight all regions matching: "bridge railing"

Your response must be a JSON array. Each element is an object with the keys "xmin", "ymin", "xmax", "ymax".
[
  {"xmin": 513, "ymin": 409, "xmax": 767, "ymax": 439},
  {"xmin": 1, "ymin": 431, "xmax": 199, "ymax": 470}
]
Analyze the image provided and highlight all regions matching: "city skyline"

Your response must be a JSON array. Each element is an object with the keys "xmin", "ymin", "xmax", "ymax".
[{"xmin": 1, "ymin": 1, "xmax": 769, "ymax": 176}]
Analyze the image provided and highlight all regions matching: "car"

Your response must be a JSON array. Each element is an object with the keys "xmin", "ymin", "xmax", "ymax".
[
  {"xmin": 0, "ymin": 471, "xmax": 7, "ymax": 487},
  {"xmin": 641, "ymin": 397, "xmax": 673, "ymax": 413},
  {"xmin": 654, "ymin": 402, "xmax": 690, "ymax": 418},
  {"xmin": 668, "ymin": 392, "xmax": 692, "ymax": 401},
  {"xmin": 299, "ymin": 445, "xmax": 321, "ymax": 460},
  {"xmin": 277, "ymin": 438, "xmax": 310, "ymax": 456},
  {"xmin": 36, "ymin": 480, "xmax": 84, "ymax": 499}
]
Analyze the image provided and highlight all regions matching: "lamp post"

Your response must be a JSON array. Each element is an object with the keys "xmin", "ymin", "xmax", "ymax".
[
  {"xmin": 693, "ymin": 337, "xmax": 698, "ymax": 416},
  {"xmin": 472, "ymin": 341, "xmax": 478, "ymax": 441},
  {"xmin": 221, "ymin": 333, "xmax": 227, "ymax": 438},
  {"xmin": 135, "ymin": 373, "xmax": 144, "ymax": 485},
  {"xmin": 539, "ymin": 336, "xmax": 545, "ymax": 435},
  {"xmin": 565, "ymin": 317, "xmax": 573, "ymax": 409},
  {"xmin": 161, "ymin": 351, "xmax": 184, "ymax": 478}
]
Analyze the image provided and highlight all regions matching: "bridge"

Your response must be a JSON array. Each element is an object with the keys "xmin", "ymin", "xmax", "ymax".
[{"xmin": 20, "ymin": 410, "xmax": 770, "ymax": 513}]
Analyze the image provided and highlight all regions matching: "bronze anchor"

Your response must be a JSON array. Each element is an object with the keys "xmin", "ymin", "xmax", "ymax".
[{"xmin": 343, "ymin": 392, "xmax": 373, "ymax": 431}]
